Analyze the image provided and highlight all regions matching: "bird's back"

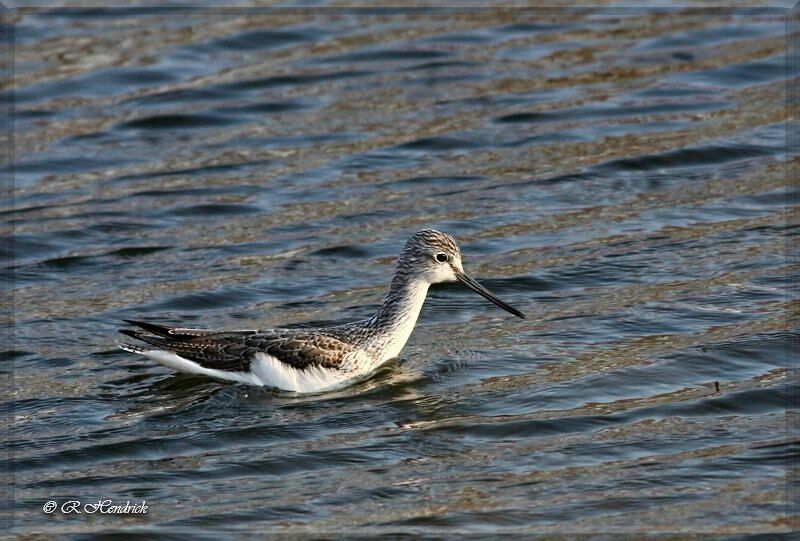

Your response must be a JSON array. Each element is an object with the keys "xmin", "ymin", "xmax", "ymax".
[{"xmin": 119, "ymin": 320, "xmax": 373, "ymax": 373}]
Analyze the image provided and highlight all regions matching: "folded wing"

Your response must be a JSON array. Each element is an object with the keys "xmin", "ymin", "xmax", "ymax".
[{"xmin": 119, "ymin": 320, "xmax": 354, "ymax": 372}]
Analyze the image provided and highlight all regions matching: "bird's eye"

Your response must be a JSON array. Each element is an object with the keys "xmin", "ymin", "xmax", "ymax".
[{"xmin": 436, "ymin": 253, "xmax": 448, "ymax": 263}]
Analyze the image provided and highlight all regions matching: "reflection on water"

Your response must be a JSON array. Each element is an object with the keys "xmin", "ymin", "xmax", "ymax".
[{"xmin": 4, "ymin": 4, "xmax": 797, "ymax": 535}]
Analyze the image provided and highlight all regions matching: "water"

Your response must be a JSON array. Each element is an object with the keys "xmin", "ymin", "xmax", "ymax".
[{"xmin": 4, "ymin": 5, "xmax": 798, "ymax": 536}]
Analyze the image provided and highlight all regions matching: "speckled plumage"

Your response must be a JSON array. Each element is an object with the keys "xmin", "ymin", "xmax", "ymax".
[{"xmin": 118, "ymin": 230, "xmax": 523, "ymax": 392}]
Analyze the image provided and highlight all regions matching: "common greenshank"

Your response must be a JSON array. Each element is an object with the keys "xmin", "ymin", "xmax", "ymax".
[{"xmin": 118, "ymin": 230, "xmax": 524, "ymax": 392}]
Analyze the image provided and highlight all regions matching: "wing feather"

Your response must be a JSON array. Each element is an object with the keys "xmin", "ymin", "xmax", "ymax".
[{"xmin": 119, "ymin": 321, "xmax": 357, "ymax": 372}]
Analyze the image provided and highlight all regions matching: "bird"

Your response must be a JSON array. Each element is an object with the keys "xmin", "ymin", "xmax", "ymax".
[{"xmin": 118, "ymin": 229, "xmax": 524, "ymax": 393}]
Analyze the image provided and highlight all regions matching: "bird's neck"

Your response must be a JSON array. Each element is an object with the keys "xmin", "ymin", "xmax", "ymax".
[{"xmin": 366, "ymin": 272, "xmax": 430, "ymax": 360}]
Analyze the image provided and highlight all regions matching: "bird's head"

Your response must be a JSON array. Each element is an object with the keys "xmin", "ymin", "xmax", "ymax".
[{"xmin": 397, "ymin": 230, "xmax": 524, "ymax": 318}]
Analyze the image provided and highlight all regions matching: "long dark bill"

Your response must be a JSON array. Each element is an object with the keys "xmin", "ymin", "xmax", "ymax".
[{"xmin": 456, "ymin": 272, "xmax": 525, "ymax": 319}]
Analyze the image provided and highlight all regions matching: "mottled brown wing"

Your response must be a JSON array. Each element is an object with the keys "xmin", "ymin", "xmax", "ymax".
[
  {"xmin": 119, "ymin": 320, "xmax": 355, "ymax": 372},
  {"xmin": 119, "ymin": 324, "xmax": 259, "ymax": 371},
  {"xmin": 255, "ymin": 332, "xmax": 355, "ymax": 370}
]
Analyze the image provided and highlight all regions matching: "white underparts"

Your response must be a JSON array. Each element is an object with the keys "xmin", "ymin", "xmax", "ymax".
[{"xmin": 138, "ymin": 349, "xmax": 354, "ymax": 393}]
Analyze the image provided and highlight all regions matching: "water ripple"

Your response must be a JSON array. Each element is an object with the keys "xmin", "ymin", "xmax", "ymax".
[{"xmin": 7, "ymin": 5, "xmax": 794, "ymax": 536}]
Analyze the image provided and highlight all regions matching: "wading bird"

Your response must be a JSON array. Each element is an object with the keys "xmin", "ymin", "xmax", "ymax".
[{"xmin": 119, "ymin": 230, "xmax": 524, "ymax": 392}]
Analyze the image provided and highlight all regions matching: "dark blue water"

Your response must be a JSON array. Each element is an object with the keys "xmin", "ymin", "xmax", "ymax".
[{"xmin": 4, "ymin": 5, "xmax": 797, "ymax": 536}]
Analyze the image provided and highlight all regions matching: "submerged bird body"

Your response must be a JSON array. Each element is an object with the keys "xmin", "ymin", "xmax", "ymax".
[{"xmin": 119, "ymin": 230, "xmax": 523, "ymax": 393}]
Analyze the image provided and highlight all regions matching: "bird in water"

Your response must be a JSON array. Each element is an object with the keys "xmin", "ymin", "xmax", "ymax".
[{"xmin": 118, "ymin": 230, "xmax": 524, "ymax": 393}]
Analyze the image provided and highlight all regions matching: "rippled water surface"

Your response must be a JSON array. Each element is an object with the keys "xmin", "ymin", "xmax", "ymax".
[{"xmin": 4, "ymin": 4, "xmax": 798, "ymax": 536}]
